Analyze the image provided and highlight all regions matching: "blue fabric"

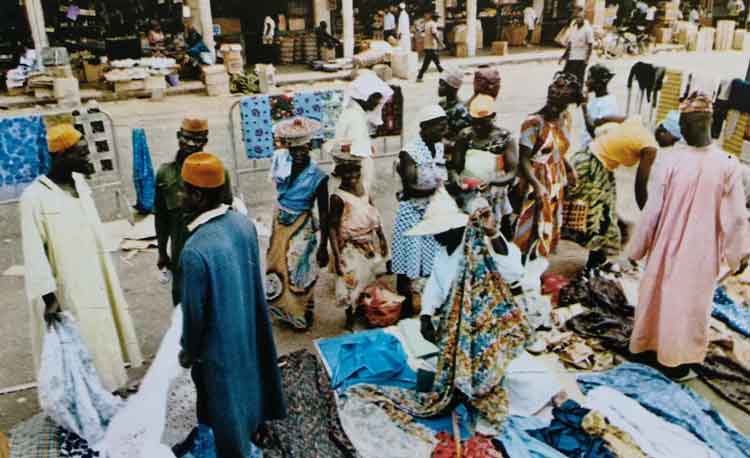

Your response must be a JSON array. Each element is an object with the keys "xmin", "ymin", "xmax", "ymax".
[
  {"xmin": 712, "ymin": 287, "xmax": 750, "ymax": 338},
  {"xmin": 240, "ymin": 95, "xmax": 274, "ymax": 159},
  {"xmin": 527, "ymin": 400, "xmax": 615, "ymax": 458},
  {"xmin": 131, "ymin": 128, "xmax": 155, "ymax": 213},
  {"xmin": 659, "ymin": 110, "xmax": 683, "ymax": 140},
  {"xmin": 180, "ymin": 212, "xmax": 286, "ymax": 458},
  {"xmin": 498, "ymin": 416, "xmax": 568, "ymax": 458},
  {"xmin": 292, "ymin": 90, "xmax": 344, "ymax": 141},
  {"xmin": 0, "ymin": 115, "xmax": 48, "ymax": 201},
  {"xmin": 274, "ymin": 162, "xmax": 326, "ymax": 213},
  {"xmin": 580, "ymin": 94, "xmax": 619, "ymax": 149},
  {"xmin": 578, "ymin": 363, "xmax": 750, "ymax": 458},
  {"xmin": 317, "ymin": 330, "xmax": 417, "ymax": 391}
]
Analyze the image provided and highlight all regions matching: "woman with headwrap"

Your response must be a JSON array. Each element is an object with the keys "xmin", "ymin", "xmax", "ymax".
[
  {"xmin": 336, "ymin": 71, "xmax": 394, "ymax": 193},
  {"xmin": 513, "ymin": 72, "xmax": 579, "ymax": 258},
  {"xmin": 266, "ymin": 117, "xmax": 330, "ymax": 330},
  {"xmin": 580, "ymin": 64, "xmax": 624, "ymax": 150}
]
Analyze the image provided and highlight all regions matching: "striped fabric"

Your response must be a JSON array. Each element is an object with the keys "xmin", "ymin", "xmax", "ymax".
[
  {"xmin": 655, "ymin": 69, "xmax": 684, "ymax": 125},
  {"xmin": 9, "ymin": 414, "xmax": 60, "ymax": 458}
]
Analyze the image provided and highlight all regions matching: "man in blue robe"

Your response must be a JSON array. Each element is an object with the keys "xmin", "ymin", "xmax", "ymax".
[{"xmin": 178, "ymin": 152, "xmax": 286, "ymax": 458}]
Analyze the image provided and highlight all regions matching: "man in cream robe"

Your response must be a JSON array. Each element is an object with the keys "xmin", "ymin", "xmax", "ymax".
[{"xmin": 21, "ymin": 124, "xmax": 142, "ymax": 391}]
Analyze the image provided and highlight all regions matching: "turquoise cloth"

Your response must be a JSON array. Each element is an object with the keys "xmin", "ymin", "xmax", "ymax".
[
  {"xmin": 274, "ymin": 162, "xmax": 326, "ymax": 214},
  {"xmin": 659, "ymin": 110, "xmax": 682, "ymax": 140},
  {"xmin": 131, "ymin": 128, "xmax": 155, "ymax": 213},
  {"xmin": 180, "ymin": 211, "xmax": 286, "ymax": 458}
]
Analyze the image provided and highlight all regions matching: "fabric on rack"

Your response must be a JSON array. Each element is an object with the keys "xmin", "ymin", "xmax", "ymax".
[
  {"xmin": 627, "ymin": 62, "xmax": 657, "ymax": 102},
  {"xmin": 497, "ymin": 416, "xmax": 568, "ymax": 458},
  {"xmin": 8, "ymin": 413, "xmax": 60, "ymax": 458},
  {"xmin": 655, "ymin": 69, "xmax": 684, "ymax": 125},
  {"xmin": 259, "ymin": 350, "xmax": 357, "ymax": 458},
  {"xmin": 0, "ymin": 115, "xmax": 49, "ymax": 201},
  {"xmin": 583, "ymin": 387, "xmax": 718, "ymax": 458},
  {"xmin": 292, "ymin": 90, "xmax": 344, "ymax": 140},
  {"xmin": 38, "ymin": 313, "xmax": 124, "ymax": 448},
  {"xmin": 577, "ymin": 363, "xmax": 750, "ymax": 458},
  {"xmin": 527, "ymin": 399, "xmax": 616, "ymax": 458},
  {"xmin": 240, "ymin": 95, "xmax": 274, "ymax": 159},
  {"xmin": 728, "ymin": 79, "xmax": 750, "ymax": 114},
  {"xmin": 712, "ymin": 287, "xmax": 750, "ymax": 338},
  {"xmin": 722, "ymin": 110, "xmax": 750, "ymax": 156},
  {"xmin": 131, "ymin": 128, "xmax": 155, "ymax": 213},
  {"xmin": 712, "ymin": 98, "xmax": 729, "ymax": 139}
]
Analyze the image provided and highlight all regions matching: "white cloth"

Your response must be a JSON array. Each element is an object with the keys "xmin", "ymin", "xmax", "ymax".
[
  {"xmin": 38, "ymin": 312, "xmax": 124, "ymax": 449},
  {"xmin": 646, "ymin": 6, "xmax": 657, "ymax": 21},
  {"xmin": 583, "ymin": 387, "xmax": 720, "ymax": 458},
  {"xmin": 689, "ymin": 9, "xmax": 700, "ymax": 23},
  {"xmin": 398, "ymin": 10, "xmax": 412, "ymax": 51},
  {"xmin": 384, "ymin": 12, "xmax": 396, "ymax": 31},
  {"xmin": 504, "ymin": 352, "xmax": 562, "ymax": 417},
  {"xmin": 263, "ymin": 16, "xmax": 275, "ymax": 39},
  {"xmin": 187, "ymin": 204, "xmax": 230, "ymax": 233},
  {"xmin": 523, "ymin": 7, "xmax": 538, "ymax": 30},
  {"xmin": 99, "ymin": 308, "xmax": 187, "ymax": 458},
  {"xmin": 417, "ymin": 104, "xmax": 447, "ymax": 124},
  {"xmin": 21, "ymin": 174, "xmax": 143, "ymax": 392},
  {"xmin": 567, "ymin": 22, "xmax": 594, "ymax": 61},
  {"xmin": 337, "ymin": 102, "xmax": 374, "ymax": 158}
]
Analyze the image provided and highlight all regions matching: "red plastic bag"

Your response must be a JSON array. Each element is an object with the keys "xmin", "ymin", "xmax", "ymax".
[
  {"xmin": 542, "ymin": 273, "xmax": 571, "ymax": 306},
  {"xmin": 360, "ymin": 280, "xmax": 404, "ymax": 328}
]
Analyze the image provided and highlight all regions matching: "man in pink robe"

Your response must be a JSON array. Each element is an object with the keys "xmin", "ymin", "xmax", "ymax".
[{"xmin": 628, "ymin": 92, "xmax": 750, "ymax": 378}]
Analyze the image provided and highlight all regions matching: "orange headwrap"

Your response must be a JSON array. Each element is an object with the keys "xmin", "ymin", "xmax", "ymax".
[{"xmin": 47, "ymin": 124, "xmax": 83, "ymax": 154}]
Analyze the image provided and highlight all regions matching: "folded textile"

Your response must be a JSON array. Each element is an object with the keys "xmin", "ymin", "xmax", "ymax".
[
  {"xmin": 580, "ymin": 410, "xmax": 646, "ymax": 458},
  {"xmin": 712, "ymin": 287, "xmax": 750, "ymax": 338},
  {"xmin": 8, "ymin": 413, "xmax": 60, "ymax": 458},
  {"xmin": 578, "ymin": 363, "xmax": 750, "ymax": 458},
  {"xmin": 497, "ymin": 416, "xmax": 568, "ymax": 458},
  {"xmin": 728, "ymin": 79, "xmax": 750, "ymax": 114},
  {"xmin": 583, "ymin": 387, "xmax": 718, "ymax": 458},
  {"xmin": 317, "ymin": 330, "xmax": 417, "ymax": 390},
  {"xmin": 527, "ymin": 399, "xmax": 616, "ymax": 458},
  {"xmin": 504, "ymin": 352, "xmax": 562, "ymax": 417},
  {"xmin": 0, "ymin": 115, "xmax": 49, "ymax": 201}
]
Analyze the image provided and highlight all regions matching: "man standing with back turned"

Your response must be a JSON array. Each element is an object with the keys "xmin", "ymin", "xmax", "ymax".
[{"xmin": 178, "ymin": 152, "xmax": 286, "ymax": 458}]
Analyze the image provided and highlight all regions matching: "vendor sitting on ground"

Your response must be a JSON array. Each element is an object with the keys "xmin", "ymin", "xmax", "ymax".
[
  {"xmin": 347, "ymin": 189, "xmax": 531, "ymax": 434},
  {"xmin": 147, "ymin": 20, "xmax": 166, "ymax": 55}
]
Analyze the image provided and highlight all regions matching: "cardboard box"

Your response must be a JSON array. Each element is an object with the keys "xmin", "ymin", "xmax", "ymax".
[
  {"xmin": 224, "ymin": 52, "xmax": 244, "ymax": 74},
  {"xmin": 655, "ymin": 28, "xmax": 672, "ymax": 44},
  {"xmin": 145, "ymin": 75, "xmax": 167, "ymax": 91},
  {"xmin": 47, "ymin": 65, "xmax": 73, "ymax": 78},
  {"xmin": 53, "ymin": 77, "xmax": 79, "ymax": 100},
  {"xmin": 454, "ymin": 43, "xmax": 469, "ymax": 57},
  {"xmin": 531, "ymin": 25, "xmax": 542, "ymax": 45},
  {"xmin": 492, "ymin": 41, "xmax": 509, "ymax": 55},
  {"xmin": 114, "ymin": 79, "xmax": 146, "ymax": 94},
  {"xmin": 204, "ymin": 72, "xmax": 229, "ymax": 86},
  {"xmin": 322, "ymin": 47, "xmax": 336, "ymax": 61},
  {"xmin": 288, "ymin": 18, "xmax": 306, "ymax": 31},
  {"xmin": 83, "ymin": 61, "xmax": 105, "ymax": 83}
]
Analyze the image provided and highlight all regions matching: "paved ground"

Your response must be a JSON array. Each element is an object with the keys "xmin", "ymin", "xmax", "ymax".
[{"xmin": 1, "ymin": 50, "xmax": 749, "ymax": 435}]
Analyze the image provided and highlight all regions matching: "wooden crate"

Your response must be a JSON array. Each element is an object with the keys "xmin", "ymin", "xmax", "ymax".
[{"xmin": 492, "ymin": 41, "xmax": 509, "ymax": 55}]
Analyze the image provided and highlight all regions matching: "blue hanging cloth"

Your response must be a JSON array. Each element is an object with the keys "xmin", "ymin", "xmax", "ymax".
[{"xmin": 131, "ymin": 128, "xmax": 155, "ymax": 213}]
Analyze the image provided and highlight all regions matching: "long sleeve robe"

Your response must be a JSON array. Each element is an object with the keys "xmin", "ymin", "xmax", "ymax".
[
  {"xmin": 20, "ymin": 174, "xmax": 143, "ymax": 391},
  {"xmin": 180, "ymin": 208, "xmax": 286, "ymax": 458},
  {"xmin": 628, "ymin": 144, "xmax": 750, "ymax": 367}
]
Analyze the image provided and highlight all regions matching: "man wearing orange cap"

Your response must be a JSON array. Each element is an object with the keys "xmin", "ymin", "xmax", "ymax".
[
  {"xmin": 177, "ymin": 152, "xmax": 286, "ymax": 458},
  {"xmin": 154, "ymin": 117, "xmax": 233, "ymax": 305},
  {"xmin": 20, "ymin": 123, "xmax": 143, "ymax": 391},
  {"xmin": 629, "ymin": 92, "xmax": 750, "ymax": 380}
]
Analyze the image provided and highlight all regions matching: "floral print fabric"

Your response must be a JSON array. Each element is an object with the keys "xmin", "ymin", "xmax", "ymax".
[
  {"xmin": 347, "ymin": 222, "xmax": 531, "ymax": 432},
  {"xmin": 0, "ymin": 115, "xmax": 49, "ymax": 201}
]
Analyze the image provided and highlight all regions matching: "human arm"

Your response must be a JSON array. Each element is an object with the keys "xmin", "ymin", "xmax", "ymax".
[
  {"xmin": 20, "ymin": 194, "xmax": 59, "ymax": 325},
  {"xmin": 489, "ymin": 134, "xmax": 519, "ymax": 187},
  {"xmin": 154, "ymin": 171, "xmax": 171, "ymax": 270},
  {"xmin": 328, "ymin": 194, "xmax": 344, "ymax": 275},
  {"xmin": 316, "ymin": 177, "xmax": 330, "ymax": 268},
  {"xmin": 627, "ymin": 157, "xmax": 667, "ymax": 261},
  {"xmin": 179, "ymin": 248, "xmax": 208, "ymax": 367},
  {"xmin": 419, "ymin": 261, "xmax": 449, "ymax": 343},
  {"xmin": 720, "ymin": 168, "xmax": 750, "ymax": 273},
  {"xmin": 585, "ymin": 27, "xmax": 594, "ymax": 62},
  {"xmin": 432, "ymin": 24, "xmax": 445, "ymax": 49},
  {"xmin": 559, "ymin": 43, "xmax": 571, "ymax": 65},
  {"xmin": 519, "ymin": 145, "xmax": 546, "ymax": 200},
  {"xmin": 635, "ymin": 146, "xmax": 657, "ymax": 209}
]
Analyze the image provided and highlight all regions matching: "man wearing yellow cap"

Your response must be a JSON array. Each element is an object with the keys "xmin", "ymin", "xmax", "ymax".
[
  {"xmin": 20, "ymin": 123, "xmax": 143, "ymax": 391},
  {"xmin": 154, "ymin": 117, "xmax": 233, "ymax": 305},
  {"xmin": 629, "ymin": 92, "xmax": 750, "ymax": 380},
  {"xmin": 177, "ymin": 152, "xmax": 286, "ymax": 458}
]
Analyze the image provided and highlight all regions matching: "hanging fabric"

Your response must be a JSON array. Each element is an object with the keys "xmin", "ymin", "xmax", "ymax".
[{"xmin": 132, "ymin": 128, "xmax": 155, "ymax": 214}]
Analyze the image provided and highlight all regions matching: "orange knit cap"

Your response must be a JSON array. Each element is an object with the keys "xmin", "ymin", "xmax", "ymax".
[
  {"xmin": 47, "ymin": 124, "xmax": 83, "ymax": 154},
  {"xmin": 181, "ymin": 152, "xmax": 226, "ymax": 188}
]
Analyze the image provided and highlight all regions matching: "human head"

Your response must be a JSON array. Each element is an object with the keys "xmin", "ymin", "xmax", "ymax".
[
  {"xmin": 473, "ymin": 66, "xmax": 501, "ymax": 100},
  {"xmin": 655, "ymin": 110, "xmax": 682, "ymax": 147},
  {"xmin": 331, "ymin": 141, "xmax": 363, "ymax": 185},
  {"xmin": 574, "ymin": 7, "xmax": 585, "ymax": 26},
  {"xmin": 418, "ymin": 105, "xmax": 448, "ymax": 144},
  {"xmin": 47, "ymin": 124, "xmax": 94, "ymax": 178},
  {"xmin": 400, "ymin": 2, "xmax": 406, "ymax": 10},
  {"xmin": 424, "ymin": 11, "xmax": 433, "ymax": 20},
  {"xmin": 181, "ymin": 152, "xmax": 227, "ymax": 213},
  {"xmin": 349, "ymin": 71, "xmax": 393, "ymax": 112},
  {"xmin": 275, "ymin": 117, "xmax": 321, "ymax": 166},
  {"xmin": 469, "ymin": 95, "xmax": 496, "ymax": 136},
  {"xmin": 150, "ymin": 20, "xmax": 161, "ymax": 31},
  {"xmin": 439, "ymin": 66, "xmax": 463, "ymax": 98},
  {"xmin": 465, "ymin": 196, "xmax": 496, "ymax": 233},
  {"xmin": 319, "ymin": 21, "xmax": 328, "ymax": 31},
  {"xmin": 585, "ymin": 64, "xmax": 614, "ymax": 94},
  {"xmin": 679, "ymin": 91, "xmax": 713, "ymax": 147},
  {"xmin": 178, "ymin": 117, "xmax": 209, "ymax": 162},
  {"xmin": 545, "ymin": 71, "xmax": 581, "ymax": 117}
]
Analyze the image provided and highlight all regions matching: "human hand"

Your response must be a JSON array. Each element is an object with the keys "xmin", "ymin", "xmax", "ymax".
[
  {"xmin": 567, "ymin": 169, "xmax": 578, "ymax": 189},
  {"xmin": 178, "ymin": 350, "xmax": 193, "ymax": 369},
  {"xmin": 735, "ymin": 256, "xmax": 749, "ymax": 276},
  {"xmin": 44, "ymin": 298, "xmax": 62, "ymax": 327},
  {"xmin": 317, "ymin": 247, "xmax": 329, "ymax": 268},
  {"xmin": 420, "ymin": 315, "xmax": 437, "ymax": 343},
  {"xmin": 157, "ymin": 254, "xmax": 171, "ymax": 271}
]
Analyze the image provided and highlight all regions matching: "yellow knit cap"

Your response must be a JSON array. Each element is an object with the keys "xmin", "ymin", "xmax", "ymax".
[
  {"xmin": 181, "ymin": 152, "xmax": 226, "ymax": 188},
  {"xmin": 47, "ymin": 124, "xmax": 83, "ymax": 154}
]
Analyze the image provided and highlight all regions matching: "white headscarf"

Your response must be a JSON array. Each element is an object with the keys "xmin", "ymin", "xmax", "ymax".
[{"xmin": 346, "ymin": 71, "xmax": 394, "ymax": 128}]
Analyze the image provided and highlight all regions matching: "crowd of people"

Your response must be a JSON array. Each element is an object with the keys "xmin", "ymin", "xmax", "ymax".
[{"xmin": 18, "ymin": 55, "xmax": 750, "ymax": 455}]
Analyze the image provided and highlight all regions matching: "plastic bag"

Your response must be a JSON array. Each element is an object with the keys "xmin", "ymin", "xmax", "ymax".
[{"xmin": 38, "ymin": 313, "xmax": 123, "ymax": 448}]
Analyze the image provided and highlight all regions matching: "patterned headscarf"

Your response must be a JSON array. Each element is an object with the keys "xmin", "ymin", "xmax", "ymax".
[
  {"xmin": 680, "ymin": 91, "xmax": 714, "ymax": 114},
  {"xmin": 474, "ymin": 66, "xmax": 501, "ymax": 99},
  {"xmin": 548, "ymin": 71, "xmax": 581, "ymax": 105}
]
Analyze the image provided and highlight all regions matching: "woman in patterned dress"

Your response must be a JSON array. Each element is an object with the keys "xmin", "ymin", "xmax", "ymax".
[
  {"xmin": 392, "ymin": 105, "xmax": 449, "ymax": 317},
  {"xmin": 265, "ymin": 117, "xmax": 329, "ymax": 330},
  {"xmin": 513, "ymin": 72, "xmax": 580, "ymax": 258},
  {"xmin": 328, "ymin": 141, "xmax": 390, "ymax": 330}
]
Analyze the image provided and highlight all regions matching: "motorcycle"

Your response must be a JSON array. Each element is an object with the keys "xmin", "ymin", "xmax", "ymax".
[{"xmin": 597, "ymin": 23, "xmax": 651, "ymax": 59}]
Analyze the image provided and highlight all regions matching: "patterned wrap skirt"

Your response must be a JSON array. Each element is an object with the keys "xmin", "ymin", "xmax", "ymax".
[
  {"xmin": 266, "ymin": 209, "xmax": 319, "ymax": 329},
  {"xmin": 564, "ymin": 148, "xmax": 621, "ymax": 254},
  {"xmin": 391, "ymin": 198, "xmax": 438, "ymax": 280},
  {"xmin": 335, "ymin": 233, "xmax": 389, "ymax": 309}
]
